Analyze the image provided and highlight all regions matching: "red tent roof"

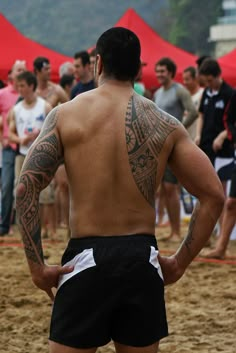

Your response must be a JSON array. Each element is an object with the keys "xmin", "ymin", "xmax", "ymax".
[
  {"xmin": 0, "ymin": 13, "xmax": 72, "ymax": 82},
  {"xmin": 218, "ymin": 49, "xmax": 236, "ymax": 87},
  {"xmin": 114, "ymin": 8, "xmax": 197, "ymax": 89}
]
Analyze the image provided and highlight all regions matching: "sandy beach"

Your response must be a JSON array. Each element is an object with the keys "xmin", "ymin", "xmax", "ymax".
[{"xmin": 1, "ymin": 224, "xmax": 236, "ymax": 353}]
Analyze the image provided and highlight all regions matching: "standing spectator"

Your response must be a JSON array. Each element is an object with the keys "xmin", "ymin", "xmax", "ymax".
[
  {"xmin": 0, "ymin": 60, "xmax": 26, "ymax": 236},
  {"xmin": 183, "ymin": 66, "xmax": 203, "ymax": 140},
  {"xmin": 195, "ymin": 59, "xmax": 234, "ymax": 237},
  {"xmin": 59, "ymin": 61, "xmax": 74, "ymax": 78},
  {"xmin": 34, "ymin": 56, "xmax": 68, "ymax": 236},
  {"xmin": 154, "ymin": 57, "xmax": 198, "ymax": 241},
  {"xmin": 195, "ymin": 59, "xmax": 234, "ymax": 169},
  {"xmin": 71, "ymin": 51, "xmax": 95, "ymax": 99},
  {"xmin": 196, "ymin": 55, "xmax": 211, "ymax": 88},
  {"xmin": 59, "ymin": 75, "xmax": 76, "ymax": 99},
  {"xmin": 204, "ymin": 90, "xmax": 236, "ymax": 259},
  {"xmin": 34, "ymin": 56, "xmax": 68, "ymax": 108},
  {"xmin": 89, "ymin": 48, "xmax": 96, "ymax": 77},
  {"xmin": 8, "ymin": 71, "xmax": 53, "ymax": 237}
]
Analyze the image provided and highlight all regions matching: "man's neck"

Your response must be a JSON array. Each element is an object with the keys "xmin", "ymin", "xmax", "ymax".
[
  {"xmin": 163, "ymin": 79, "xmax": 173, "ymax": 90},
  {"xmin": 190, "ymin": 85, "xmax": 200, "ymax": 96},
  {"xmin": 24, "ymin": 93, "xmax": 37, "ymax": 105},
  {"xmin": 98, "ymin": 76, "xmax": 133, "ymax": 90},
  {"xmin": 80, "ymin": 72, "xmax": 93, "ymax": 84},
  {"xmin": 37, "ymin": 79, "xmax": 49, "ymax": 90}
]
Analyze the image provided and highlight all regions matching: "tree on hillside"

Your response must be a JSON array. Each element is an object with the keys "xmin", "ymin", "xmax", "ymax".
[{"xmin": 155, "ymin": 0, "xmax": 223, "ymax": 55}]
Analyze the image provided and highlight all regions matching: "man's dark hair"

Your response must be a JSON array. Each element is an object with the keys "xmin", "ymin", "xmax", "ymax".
[
  {"xmin": 33, "ymin": 57, "xmax": 50, "ymax": 73},
  {"xmin": 95, "ymin": 27, "xmax": 141, "ymax": 81},
  {"xmin": 0, "ymin": 79, "xmax": 5, "ymax": 89},
  {"xmin": 183, "ymin": 66, "xmax": 197, "ymax": 79},
  {"xmin": 199, "ymin": 58, "xmax": 221, "ymax": 77},
  {"xmin": 155, "ymin": 57, "xmax": 177, "ymax": 78},
  {"xmin": 196, "ymin": 55, "xmax": 211, "ymax": 69},
  {"xmin": 60, "ymin": 74, "xmax": 74, "ymax": 89},
  {"xmin": 74, "ymin": 51, "xmax": 90, "ymax": 66},
  {"xmin": 17, "ymin": 71, "xmax": 37, "ymax": 91}
]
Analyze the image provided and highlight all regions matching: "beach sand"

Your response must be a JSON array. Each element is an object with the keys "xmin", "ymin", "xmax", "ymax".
[{"xmin": 0, "ymin": 224, "xmax": 236, "ymax": 353}]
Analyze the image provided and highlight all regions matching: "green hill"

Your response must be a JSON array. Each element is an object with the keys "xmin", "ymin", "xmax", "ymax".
[{"xmin": 0, "ymin": 0, "xmax": 167, "ymax": 56}]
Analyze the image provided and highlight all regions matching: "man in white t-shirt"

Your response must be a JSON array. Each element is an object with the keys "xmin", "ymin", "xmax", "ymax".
[
  {"xmin": 9, "ymin": 71, "xmax": 51, "ymax": 170},
  {"xmin": 9, "ymin": 71, "xmax": 53, "ymax": 237}
]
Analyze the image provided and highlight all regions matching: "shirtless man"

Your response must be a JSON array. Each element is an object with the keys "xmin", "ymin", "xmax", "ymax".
[
  {"xmin": 16, "ymin": 28, "xmax": 224, "ymax": 353},
  {"xmin": 34, "ymin": 56, "xmax": 69, "ymax": 230},
  {"xmin": 33, "ymin": 56, "xmax": 68, "ymax": 108}
]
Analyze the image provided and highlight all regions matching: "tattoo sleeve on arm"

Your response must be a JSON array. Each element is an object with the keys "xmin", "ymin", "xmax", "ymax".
[{"xmin": 16, "ymin": 107, "xmax": 63, "ymax": 266}]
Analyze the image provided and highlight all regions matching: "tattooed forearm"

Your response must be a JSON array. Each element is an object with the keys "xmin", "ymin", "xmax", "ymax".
[
  {"xmin": 125, "ymin": 94, "xmax": 180, "ymax": 207},
  {"xmin": 183, "ymin": 202, "xmax": 200, "ymax": 256},
  {"xmin": 16, "ymin": 107, "xmax": 62, "ymax": 266}
]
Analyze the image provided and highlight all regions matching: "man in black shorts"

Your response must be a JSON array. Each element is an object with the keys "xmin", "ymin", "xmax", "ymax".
[
  {"xmin": 16, "ymin": 28, "xmax": 224, "ymax": 353},
  {"xmin": 205, "ymin": 90, "xmax": 236, "ymax": 259}
]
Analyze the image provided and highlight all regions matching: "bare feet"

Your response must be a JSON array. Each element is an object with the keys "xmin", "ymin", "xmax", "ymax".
[
  {"xmin": 202, "ymin": 248, "xmax": 225, "ymax": 260},
  {"xmin": 159, "ymin": 233, "xmax": 181, "ymax": 243},
  {"xmin": 156, "ymin": 220, "xmax": 170, "ymax": 228}
]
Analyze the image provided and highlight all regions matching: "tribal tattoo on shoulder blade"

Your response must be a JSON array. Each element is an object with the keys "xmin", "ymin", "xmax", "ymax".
[
  {"xmin": 125, "ymin": 94, "xmax": 180, "ymax": 207},
  {"xmin": 16, "ymin": 107, "xmax": 63, "ymax": 265}
]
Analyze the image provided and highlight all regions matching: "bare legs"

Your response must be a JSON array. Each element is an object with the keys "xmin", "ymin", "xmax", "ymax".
[
  {"xmin": 161, "ymin": 182, "xmax": 181, "ymax": 241},
  {"xmin": 49, "ymin": 341, "xmax": 96, "ymax": 353},
  {"xmin": 54, "ymin": 165, "xmax": 69, "ymax": 228},
  {"xmin": 205, "ymin": 197, "xmax": 236, "ymax": 259},
  {"xmin": 49, "ymin": 341, "xmax": 159, "ymax": 353}
]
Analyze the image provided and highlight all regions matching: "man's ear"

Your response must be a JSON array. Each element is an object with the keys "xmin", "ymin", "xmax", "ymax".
[{"xmin": 97, "ymin": 54, "xmax": 103, "ymax": 75}]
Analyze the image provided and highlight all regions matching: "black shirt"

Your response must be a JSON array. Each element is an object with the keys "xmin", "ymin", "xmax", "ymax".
[
  {"xmin": 70, "ymin": 80, "xmax": 95, "ymax": 99},
  {"xmin": 199, "ymin": 81, "xmax": 234, "ymax": 159},
  {"xmin": 224, "ymin": 90, "xmax": 236, "ymax": 143}
]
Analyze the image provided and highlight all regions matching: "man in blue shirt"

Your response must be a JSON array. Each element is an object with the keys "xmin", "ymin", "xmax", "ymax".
[{"xmin": 71, "ymin": 51, "xmax": 95, "ymax": 99}]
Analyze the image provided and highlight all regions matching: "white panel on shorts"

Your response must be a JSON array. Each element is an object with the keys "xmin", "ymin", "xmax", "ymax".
[
  {"xmin": 57, "ymin": 248, "xmax": 96, "ymax": 290},
  {"xmin": 149, "ymin": 246, "xmax": 164, "ymax": 281}
]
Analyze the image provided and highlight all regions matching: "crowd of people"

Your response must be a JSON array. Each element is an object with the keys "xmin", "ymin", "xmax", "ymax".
[
  {"xmin": 0, "ymin": 50, "xmax": 96, "ymax": 240},
  {"xmin": 0, "ymin": 45, "xmax": 236, "ymax": 262}
]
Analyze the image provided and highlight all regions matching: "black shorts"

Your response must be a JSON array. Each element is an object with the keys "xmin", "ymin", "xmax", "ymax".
[
  {"xmin": 229, "ymin": 164, "xmax": 236, "ymax": 197},
  {"xmin": 49, "ymin": 234, "xmax": 168, "ymax": 349}
]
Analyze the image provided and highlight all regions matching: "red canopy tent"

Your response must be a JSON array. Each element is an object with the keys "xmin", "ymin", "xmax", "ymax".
[
  {"xmin": 114, "ymin": 8, "xmax": 197, "ymax": 89},
  {"xmin": 218, "ymin": 49, "xmax": 236, "ymax": 87},
  {"xmin": 0, "ymin": 13, "xmax": 72, "ymax": 82}
]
